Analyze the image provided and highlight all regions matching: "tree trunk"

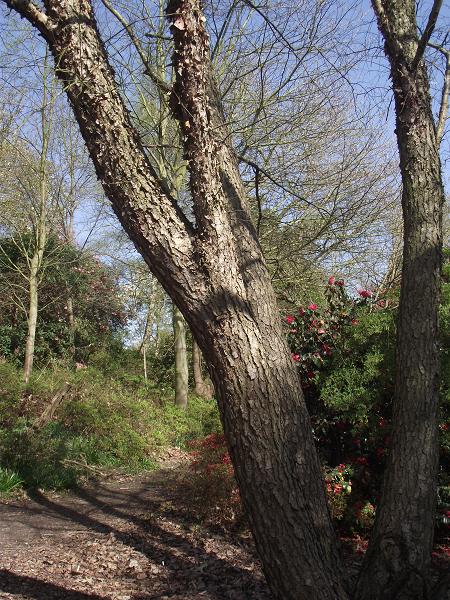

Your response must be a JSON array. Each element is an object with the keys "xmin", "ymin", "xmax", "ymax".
[
  {"xmin": 66, "ymin": 295, "xmax": 75, "ymax": 358},
  {"xmin": 356, "ymin": 3, "xmax": 444, "ymax": 599},
  {"xmin": 192, "ymin": 338, "xmax": 213, "ymax": 398},
  {"xmin": 23, "ymin": 260, "xmax": 39, "ymax": 384},
  {"xmin": 5, "ymin": 2, "xmax": 350, "ymax": 597},
  {"xmin": 142, "ymin": 345, "xmax": 147, "ymax": 382},
  {"xmin": 173, "ymin": 304, "xmax": 188, "ymax": 409}
]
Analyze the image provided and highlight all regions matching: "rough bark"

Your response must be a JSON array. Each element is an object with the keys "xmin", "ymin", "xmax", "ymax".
[
  {"xmin": 3, "ymin": 1, "xmax": 350, "ymax": 598},
  {"xmin": 173, "ymin": 304, "xmax": 188, "ymax": 409},
  {"xmin": 356, "ymin": 3, "xmax": 444, "ymax": 599}
]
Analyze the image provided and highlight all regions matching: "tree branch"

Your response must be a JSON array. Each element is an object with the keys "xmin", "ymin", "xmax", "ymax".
[
  {"xmin": 428, "ymin": 41, "xmax": 450, "ymax": 145},
  {"xmin": 1, "ymin": 0, "xmax": 55, "ymax": 41},
  {"xmin": 99, "ymin": 0, "xmax": 171, "ymax": 93},
  {"xmin": 411, "ymin": 0, "xmax": 443, "ymax": 71}
]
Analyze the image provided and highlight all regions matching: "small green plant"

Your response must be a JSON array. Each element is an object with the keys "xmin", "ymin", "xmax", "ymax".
[{"xmin": 0, "ymin": 467, "xmax": 23, "ymax": 495}]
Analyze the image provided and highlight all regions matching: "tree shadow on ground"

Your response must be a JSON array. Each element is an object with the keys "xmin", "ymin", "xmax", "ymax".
[
  {"xmin": 15, "ymin": 471, "xmax": 272, "ymax": 600},
  {"xmin": 0, "ymin": 570, "xmax": 104, "ymax": 600}
]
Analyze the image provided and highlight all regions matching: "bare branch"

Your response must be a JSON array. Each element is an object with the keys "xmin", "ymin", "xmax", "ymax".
[
  {"xmin": 99, "ymin": 0, "xmax": 171, "ymax": 93},
  {"xmin": 1, "ymin": 0, "xmax": 55, "ymax": 41},
  {"xmin": 411, "ymin": 0, "xmax": 443, "ymax": 71},
  {"xmin": 428, "ymin": 41, "xmax": 450, "ymax": 145}
]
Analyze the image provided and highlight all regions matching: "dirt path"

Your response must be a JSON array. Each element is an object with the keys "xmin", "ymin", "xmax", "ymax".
[{"xmin": 0, "ymin": 463, "xmax": 272, "ymax": 600}]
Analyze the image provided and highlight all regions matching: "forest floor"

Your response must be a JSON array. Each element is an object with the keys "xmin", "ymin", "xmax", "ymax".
[
  {"xmin": 0, "ymin": 450, "xmax": 449, "ymax": 600},
  {"xmin": 0, "ymin": 450, "xmax": 273, "ymax": 600}
]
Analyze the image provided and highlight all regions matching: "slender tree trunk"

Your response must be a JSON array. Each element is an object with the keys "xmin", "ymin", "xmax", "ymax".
[
  {"xmin": 22, "ymin": 48, "xmax": 53, "ymax": 382},
  {"xmin": 23, "ymin": 259, "xmax": 39, "ymax": 384},
  {"xmin": 356, "ymin": 3, "xmax": 445, "ymax": 599},
  {"xmin": 6, "ymin": 2, "xmax": 350, "ymax": 597},
  {"xmin": 66, "ymin": 295, "xmax": 75, "ymax": 358},
  {"xmin": 142, "ymin": 345, "xmax": 147, "ymax": 382},
  {"xmin": 192, "ymin": 338, "xmax": 212, "ymax": 398},
  {"xmin": 173, "ymin": 304, "xmax": 188, "ymax": 408}
]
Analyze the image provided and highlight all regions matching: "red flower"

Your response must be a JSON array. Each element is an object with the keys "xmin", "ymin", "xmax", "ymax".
[
  {"xmin": 336, "ymin": 279, "xmax": 345, "ymax": 286},
  {"xmin": 286, "ymin": 315, "xmax": 295, "ymax": 324},
  {"xmin": 378, "ymin": 417, "xmax": 386, "ymax": 428},
  {"xmin": 356, "ymin": 456, "xmax": 368, "ymax": 466},
  {"xmin": 291, "ymin": 353, "xmax": 301, "ymax": 362},
  {"xmin": 358, "ymin": 289, "xmax": 372, "ymax": 298},
  {"xmin": 328, "ymin": 276, "xmax": 335, "ymax": 286},
  {"xmin": 299, "ymin": 308, "xmax": 306, "ymax": 316},
  {"xmin": 351, "ymin": 319, "xmax": 359, "ymax": 326},
  {"xmin": 308, "ymin": 303, "xmax": 318, "ymax": 311},
  {"xmin": 306, "ymin": 370, "xmax": 315, "ymax": 379}
]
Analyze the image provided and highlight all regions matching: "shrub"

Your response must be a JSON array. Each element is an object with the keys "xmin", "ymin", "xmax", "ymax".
[
  {"xmin": 0, "ymin": 362, "xmax": 222, "ymax": 490},
  {"xmin": 183, "ymin": 434, "xmax": 243, "ymax": 527}
]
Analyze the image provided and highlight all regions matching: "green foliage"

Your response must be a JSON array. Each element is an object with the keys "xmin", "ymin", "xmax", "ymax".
[
  {"xmin": 0, "ymin": 467, "xmax": 23, "ymax": 496},
  {"xmin": 0, "ymin": 362, "xmax": 221, "ymax": 490},
  {"xmin": 0, "ymin": 234, "xmax": 127, "ymax": 366},
  {"xmin": 318, "ymin": 309, "xmax": 395, "ymax": 421},
  {"xmin": 286, "ymin": 269, "xmax": 450, "ymax": 535}
]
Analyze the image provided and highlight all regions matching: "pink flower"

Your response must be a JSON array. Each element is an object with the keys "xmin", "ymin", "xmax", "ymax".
[
  {"xmin": 328, "ymin": 276, "xmax": 335, "ymax": 286},
  {"xmin": 308, "ymin": 303, "xmax": 318, "ymax": 311},
  {"xmin": 358, "ymin": 289, "xmax": 372, "ymax": 298},
  {"xmin": 289, "ymin": 329, "xmax": 297, "ymax": 334},
  {"xmin": 333, "ymin": 484, "xmax": 343, "ymax": 495},
  {"xmin": 291, "ymin": 353, "xmax": 301, "ymax": 362},
  {"xmin": 286, "ymin": 315, "xmax": 295, "ymax": 324},
  {"xmin": 317, "ymin": 328, "xmax": 326, "ymax": 334},
  {"xmin": 351, "ymin": 319, "xmax": 359, "ymax": 326}
]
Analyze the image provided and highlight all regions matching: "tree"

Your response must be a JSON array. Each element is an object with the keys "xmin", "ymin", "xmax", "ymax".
[
  {"xmin": 0, "ymin": 235, "xmax": 127, "ymax": 364},
  {"xmin": 1, "ymin": 1, "xmax": 349, "ymax": 598},
  {"xmin": 0, "ymin": 49, "xmax": 58, "ymax": 382},
  {"xmin": 355, "ymin": 2, "xmax": 447, "ymax": 599},
  {"xmin": 2, "ymin": 1, "xmax": 447, "ymax": 599}
]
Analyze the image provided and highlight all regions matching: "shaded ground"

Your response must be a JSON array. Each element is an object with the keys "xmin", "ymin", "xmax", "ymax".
[
  {"xmin": 1, "ymin": 455, "xmax": 449, "ymax": 600},
  {"xmin": 0, "ymin": 457, "xmax": 272, "ymax": 600}
]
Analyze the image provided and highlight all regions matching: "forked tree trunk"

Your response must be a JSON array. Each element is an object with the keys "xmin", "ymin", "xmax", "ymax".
[
  {"xmin": 5, "ymin": 1, "xmax": 349, "ymax": 598},
  {"xmin": 173, "ymin": 304, "xmax": 188, "ymax": 408},
  {"xmin": 356, "ymin": 3, "xmax": 445, "ymax": 599}
]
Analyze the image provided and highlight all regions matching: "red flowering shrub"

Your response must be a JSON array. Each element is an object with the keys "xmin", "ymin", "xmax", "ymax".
[
  {"xmin": 285, "ymin": 278, "xmax": 374, "ymax": 384},
  {"xmin": 183, "ymin": 434, "xmax": 243, "ymax": 527},
  {"xmin": 323, "ymin": 463, "xmax": 353, "ymax": 520}
]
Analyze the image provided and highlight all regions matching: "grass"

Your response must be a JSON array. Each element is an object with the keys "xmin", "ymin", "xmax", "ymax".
[{"xmin": 0, "ymin": 361, "xmax": 222, "ymax": 491}]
